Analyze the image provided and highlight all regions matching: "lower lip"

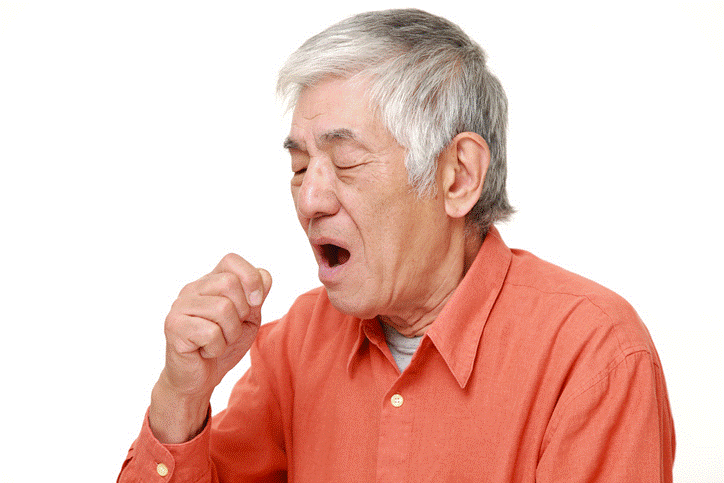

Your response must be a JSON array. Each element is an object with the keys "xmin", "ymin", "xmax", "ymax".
[{"xmin": 318, "ymin": 257, "xmax": 349, "ymax": 285}]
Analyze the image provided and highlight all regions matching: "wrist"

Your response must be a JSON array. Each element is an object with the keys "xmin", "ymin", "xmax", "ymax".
[{"xmin": 149, "ymin": 377, "xmax": 212, "ymax": 444}]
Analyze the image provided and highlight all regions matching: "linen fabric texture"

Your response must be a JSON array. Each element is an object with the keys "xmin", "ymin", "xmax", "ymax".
[{"xmin": 118, "ymin": 227, "xmax": 675, "ymax": 482}]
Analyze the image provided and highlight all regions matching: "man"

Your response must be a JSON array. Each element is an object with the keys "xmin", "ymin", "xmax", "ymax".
[{"xmin": 119, "ymin": 9, "xmax": 674, "ymax": 482}]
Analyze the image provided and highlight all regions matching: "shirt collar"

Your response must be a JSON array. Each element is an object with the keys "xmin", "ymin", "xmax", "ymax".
[
  {"xmin": 425, "ymin": 226, "xmax": 512, "ymax": 388},
  {"xmin": 346, "ymin": 227, "xmax": 512, "ymax": 387}
]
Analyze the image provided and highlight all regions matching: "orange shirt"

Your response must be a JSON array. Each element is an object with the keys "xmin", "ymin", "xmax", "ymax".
[{"xmin": 118, "ymin": 227, "xmax": 675, "ymax": 482}]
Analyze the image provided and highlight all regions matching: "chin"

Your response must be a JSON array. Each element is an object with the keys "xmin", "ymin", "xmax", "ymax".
[{"xmin": 325, "ymin": 289, "xmax": 378, "ymax": 320}]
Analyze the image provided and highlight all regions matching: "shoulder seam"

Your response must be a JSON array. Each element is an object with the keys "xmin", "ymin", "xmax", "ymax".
[
  {"xmin": 505, "ymin": 282, "xmax": 638, "ymax": 354},
  {"xmin": 542, "ymin": 348, "xmax": 654, "ymax": 452}
]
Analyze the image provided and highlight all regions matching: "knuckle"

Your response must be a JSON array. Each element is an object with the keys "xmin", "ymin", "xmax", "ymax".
[
  {"xmin": 221, "ymin": 252, "xmax": 241, "ymax": 265},
  {"xmin": 178, "ymin": 280, "xmax": 197, "ymax": 296},
  {"xmin": 236, "ymin": 303, "xmax": 251, "ymax": 321},
  {"xmin": 217, "ymin": 271, "xmax": 239, "ymax": 293},
  {"xmin": 201, "ymin": 345, "xmax": 221, "ymax": 359},
  {"xmin": 193, "ymin": 325, "xmax": 223, "ymax": 357},
  {"xmin": 216, "ymin": 297, "xmax": 236, "ymax": 319},
  {"xmin": 164, "ymin": 310, "xmax": 183, "ymax": 333},
  {"xmin": 222, "ymin": 320, "xmax": 243, "ymax": 344},
  {"xmin": 199, "ymin": 322, "xmax": 221, "ymax": 340},
  {"xmin": 169, "ymin": 337, "xmax": 190, "ymax": 355},
  {"xmin": 259, "ymin": 268, "xmax": 272, "ymax": 290},
  {"xmin": 243, "ymin": 266, "xmax": 263, "ymax": 286}
]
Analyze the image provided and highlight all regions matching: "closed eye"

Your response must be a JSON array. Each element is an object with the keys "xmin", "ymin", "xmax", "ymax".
[{"xmin": 334, "ymin": 161, "xmax": 366, "ymax": 172}]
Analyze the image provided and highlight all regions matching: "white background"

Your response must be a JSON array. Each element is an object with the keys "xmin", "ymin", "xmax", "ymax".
[{"xmin": 1, "ymin": 1, "xmax": 722, "ymax": 482}]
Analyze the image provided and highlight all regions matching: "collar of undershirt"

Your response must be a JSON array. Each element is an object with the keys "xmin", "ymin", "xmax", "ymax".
[
  {"xmin": 381, "ymin": 322, "xmax": 423, "ymax": 372},
  {"xmin": 381, "ymin": 322, "xmax": 424, "ymax": 355}
]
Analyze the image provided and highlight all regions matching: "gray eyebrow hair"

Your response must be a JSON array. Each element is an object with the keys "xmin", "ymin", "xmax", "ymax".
[
  {"xmin": 320, "ymin": 128, "xmax": 357, "ymax": 143},
  {"xmin": 283, "ymin": 136, "xmax": 300, "ymax": 150}
]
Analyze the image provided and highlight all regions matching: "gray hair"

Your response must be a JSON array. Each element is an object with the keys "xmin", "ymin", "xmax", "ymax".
[{"xmin": 277, "ymin": 9, "xmax": 514, "ymax": 236}]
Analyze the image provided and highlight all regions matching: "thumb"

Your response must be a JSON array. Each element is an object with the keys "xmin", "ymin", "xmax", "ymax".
[{"xmin": 258, "ymin": 268, "xmax": 273, "ymax": 302}]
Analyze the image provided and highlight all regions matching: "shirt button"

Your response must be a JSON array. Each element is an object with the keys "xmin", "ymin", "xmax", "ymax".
[
  {"xmin": 390, "ymin": 394, "xmax": 404, "ymax": 407},
  {"xmin": 156, "ymin": 463, "xmax": 169, "ymax": 477}
]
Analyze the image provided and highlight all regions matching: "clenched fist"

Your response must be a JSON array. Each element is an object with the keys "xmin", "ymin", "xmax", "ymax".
[{"xmin": 149, "ymin": 254, "xmax": 272, "ymax": 443}]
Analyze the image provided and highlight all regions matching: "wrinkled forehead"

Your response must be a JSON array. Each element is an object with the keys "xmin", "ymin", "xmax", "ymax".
[{"xmin": 286, "ymin": 77, "xmax": 397, "ymax": 153}]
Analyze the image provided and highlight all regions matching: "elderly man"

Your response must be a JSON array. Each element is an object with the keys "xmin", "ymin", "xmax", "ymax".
[{"xmin": 119, "ymin": 9, "xmax": 674, "ymax": 482}]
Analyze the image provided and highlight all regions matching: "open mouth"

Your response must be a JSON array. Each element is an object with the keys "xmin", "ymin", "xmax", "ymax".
[{"xmin": 320, "ymin": 243, "xmax": 351, "ymax": 268}]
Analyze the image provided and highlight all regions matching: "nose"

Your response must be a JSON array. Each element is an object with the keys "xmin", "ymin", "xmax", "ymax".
[{"xmin": 295, "ymin": 158, "xmax": 341, "ymax": 220}]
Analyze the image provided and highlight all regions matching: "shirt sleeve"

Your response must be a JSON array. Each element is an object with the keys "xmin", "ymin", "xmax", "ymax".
[
  {"xmin": 207, "ymin": 323, "xmax": 290, "ymax": 482},
  {"xmin": 536, "ymin": 348, "xmax": 676, "ymax": 482},
  {"xmin": 117, "ymin": 408, "xmax": 217, "ymax": 483},
  {"xmin": 117, "ymin": 321, "xmax": 291, "ymax": 483}
]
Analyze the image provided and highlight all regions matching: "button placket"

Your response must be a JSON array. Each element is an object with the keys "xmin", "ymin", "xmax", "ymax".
[{"xmin": 377, "ymin": 387, "xmax": 413, "ymax": 482}]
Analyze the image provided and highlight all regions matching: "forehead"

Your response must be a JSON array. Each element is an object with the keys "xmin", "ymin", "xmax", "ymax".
[
  {"xmin": 288, "ymin": 77, "xmax": 392, "ymax": 150},
  {"xmin": 293, "ymin": 77, "xmax": 370, "ymax": 122}
]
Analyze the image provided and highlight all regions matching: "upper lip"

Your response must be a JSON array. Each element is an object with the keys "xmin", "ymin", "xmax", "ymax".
[
  {"xmin": 308, "ymin": 236, "xmax": 350, "ymax": 261},
  {"xmin": 309, "ymin": 236, "xmax": 349, "ymax": 250}
]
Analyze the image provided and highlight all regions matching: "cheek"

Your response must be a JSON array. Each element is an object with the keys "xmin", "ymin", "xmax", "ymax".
[
  {"xmin": 297, "ymin": 216, "xmax": 309, "ymax": 233},
  {"xmin": 290, "ymin": 187, "xmax": 308, "ymax": 230},
  {"xmin": 290, "ymin": 184, "xmax": 297, "ymax": 206}
]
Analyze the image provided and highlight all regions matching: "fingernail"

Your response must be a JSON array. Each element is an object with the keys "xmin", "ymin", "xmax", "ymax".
[{"xmin": 249, "ymin": 290, "xmax": 263, "ymax": 306}]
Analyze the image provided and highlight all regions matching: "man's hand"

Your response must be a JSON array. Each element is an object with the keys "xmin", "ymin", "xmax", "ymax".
[{"xmin": 149, "ymin": 254, "xmax": 272, "ymax": 444}]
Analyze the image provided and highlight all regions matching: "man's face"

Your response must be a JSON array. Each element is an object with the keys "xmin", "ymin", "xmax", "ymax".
[{"xmin": 286, "ymin": 77, "xmax": 457, "ymax": 321}]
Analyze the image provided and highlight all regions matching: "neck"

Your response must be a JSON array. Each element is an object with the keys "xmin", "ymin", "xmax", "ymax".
[
  {"xmin": 380, "ymin": 228, "xmax": 484, "ymax": 338},
  {"xmin": 464, "ymin": 224, "xmax": 485, "ymax": 273}
]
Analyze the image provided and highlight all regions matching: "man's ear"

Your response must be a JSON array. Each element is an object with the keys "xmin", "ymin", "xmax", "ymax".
[{"xmin": 440, "ymin": 132, "xmax": 490, "ymax": 219}]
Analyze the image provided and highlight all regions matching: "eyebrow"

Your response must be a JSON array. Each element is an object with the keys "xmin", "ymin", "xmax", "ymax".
[
  {"xmin": 283, "ymin": 136, "xmax": 300, "ymax": 151},
  {"xmin": 320, "ymin": 128, "xmax": 357, "ymax": 144},
  {"xmin": 283, "ymin": 128, "xmax": 361, "ymax": 152}
]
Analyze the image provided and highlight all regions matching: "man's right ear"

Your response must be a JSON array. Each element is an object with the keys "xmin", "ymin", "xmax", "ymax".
[{"xmin": 439, "ymin": 132, "xmax": 490, "ymax": 220}]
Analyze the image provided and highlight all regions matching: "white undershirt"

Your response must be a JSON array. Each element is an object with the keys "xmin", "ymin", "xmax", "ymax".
[{"xmin": 381, "ymin": 322, "xmax": 424, "ymax": 372}]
